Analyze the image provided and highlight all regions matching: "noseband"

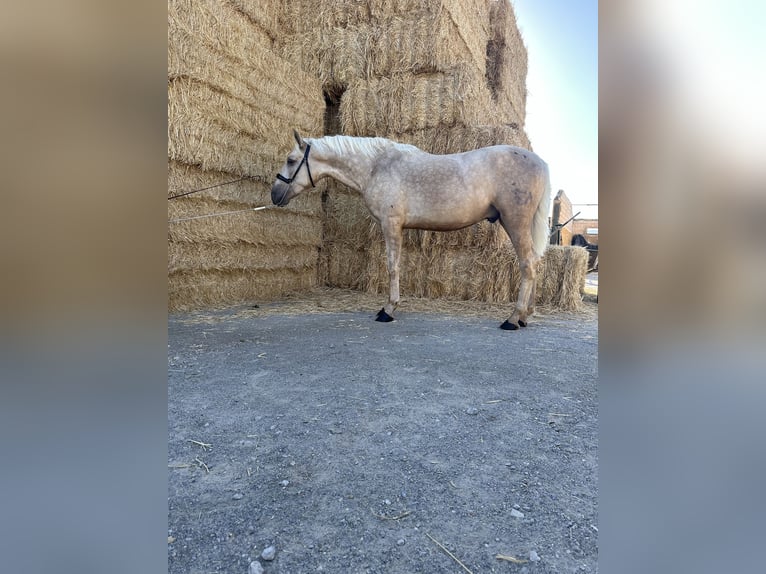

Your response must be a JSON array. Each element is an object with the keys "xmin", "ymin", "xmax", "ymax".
[{"xmin": 276, "ymin": 144, "xmax": 315, "ymax": 188}]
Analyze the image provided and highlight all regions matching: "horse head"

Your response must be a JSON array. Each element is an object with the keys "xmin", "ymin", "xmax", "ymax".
[{"xmin": 271, "ymin": 130, "xmax": 316, "ymax": 207}]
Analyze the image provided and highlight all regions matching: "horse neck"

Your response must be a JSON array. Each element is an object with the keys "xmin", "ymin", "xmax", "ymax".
[{"xmin": 310, "ymin": 138, "xmax": 377, "ymax": 192}]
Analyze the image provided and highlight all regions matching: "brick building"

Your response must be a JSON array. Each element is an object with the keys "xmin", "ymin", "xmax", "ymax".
[{"xmin": 572, "ymin": 219, "xmax": 598, "ymax": 245}]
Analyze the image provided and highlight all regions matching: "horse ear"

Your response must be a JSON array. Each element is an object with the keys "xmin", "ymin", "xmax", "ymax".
[{"xmin": 293, "ymin": 129, "xmax": 305, "ymax": 148}]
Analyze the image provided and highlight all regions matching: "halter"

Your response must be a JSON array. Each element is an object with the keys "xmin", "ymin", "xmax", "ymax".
[{"xmin": 276, "ymin": 143, "xmax": 315, "ymax": 188}]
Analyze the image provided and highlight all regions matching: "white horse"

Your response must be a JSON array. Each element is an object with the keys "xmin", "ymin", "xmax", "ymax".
[{"xmin": 272, "ymin": 130, "xmax": 551, "ymax": 330}]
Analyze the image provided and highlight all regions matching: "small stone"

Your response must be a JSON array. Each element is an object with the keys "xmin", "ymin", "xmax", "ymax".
[
  {"xmin": 529, "ymin": 550, "xmax": 541, "ymax": 562},
  {"xmin": 510, "ymin": 508, "xmax": 525, "ymax": 518},
  {"xmin": 261, "ymin": 545, "xmax": 276, "ymax": 561},
  {"xmin": 513, "ymin": 503, "xmax": 520, "ymax": 509},
  {"xmin": 384, "ymin": 499, "xmax": 391, "ymax": 505},
  {"xmin": 397, "ymin": 538, "xmax": 406, "ymax": 546},
  {"xmin": 465, "ymin": 407, "xmax": 479, "ymax": 415},
  {"xmin": 280, "ymin": 480, "xmax": 290, "ymax": 487},
  {"xmin": 232, "ymin": 493, "xmax": 243, "ymax": 500},
  {"xmin": 248, "ymin": 560, "xmax": 264, "ymax": 574}
]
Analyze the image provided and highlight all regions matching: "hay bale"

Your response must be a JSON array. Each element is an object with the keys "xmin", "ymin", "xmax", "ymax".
[
  {"xmin": 394, "ymin": 124, "xmax": 531, "ymax": 155},
  {"xmin": 168, "ymin": 197, "xmax": 322, "ymax": 247},
  {"xmin": 168, "ymin": 161, "xmax": 325, "ymax": 312},
  {"xmin": 537, "ymin": 246, "xmax": 589, "ymax": 310},
  {"xmin": 168, "ymin": 77, "xmax": 289, "ymax": 147},
  {"xmin": 169, "ymin": 268, "xmax": 318, "ymax": 311},
  {"xmin": 362, "ymin": 242, "xmax": 586, "ymax": 309},
  {"xmin": 224, "ymin": 0, "xmax": 281, "ymax": 40},
  {"xmin": 168, "ymin": 242, "xmax": 319, "ymax": 274},
  {"xmin": 278, "ymin": 2, "xmax": 490, "ymax": 84},
  {"xmin": 167, "ymin": 0, "xmax": 330, "ymax": 312},
  {"xmin": 167, "ymin": 106, "xmax": 281, "ymax": 177},
  {"xmin": 340, "ymin": 68, "xmax": 502, "ymax": 136},
  {"xmin": 169, "ymin": 0, "xmax": 274, "ymax": 56},
  {"xmin": 486, "ymin": 0, "xmax": 528, "ymax": 122},
  {"xmin": 168, "ymin": 1, "xmax": 324, "ymax": 177},
  {"xmin": 277, "ymin": 0, "xmax": 371, "ymax": 35},
  {"xmin": 367, "ymin": 8, "xmax": 487, "ymax": 77},
  {"xmin": 167, "ymin": 0, "xmax": 545, "ymax": 312},
  {"xmin": 168, "ymin": 18, "xmax": 323, "ymax": 126}
]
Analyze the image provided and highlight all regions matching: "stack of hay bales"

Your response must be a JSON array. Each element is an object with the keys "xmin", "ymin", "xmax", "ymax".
[
  {"xmin": 167, "ymin": 0, "xmax": 326, "ymax": 310},
  {"xmin": 167, "ymin": 0, "xmax": 586, "ymax": 312},
  {"xmin": 274, "ymin": 0, "xmax": 585, "ymax": 309}
]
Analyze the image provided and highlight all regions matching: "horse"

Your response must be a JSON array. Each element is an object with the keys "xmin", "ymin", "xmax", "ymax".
[{"xmin": 272, "ymin": 130, "xmax": 551, "ymax": 330}]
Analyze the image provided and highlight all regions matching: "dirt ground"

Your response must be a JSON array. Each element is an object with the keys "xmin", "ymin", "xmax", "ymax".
[{"xmin": 168, "ymin": 291, "xmax": 598, "ymax": 573}]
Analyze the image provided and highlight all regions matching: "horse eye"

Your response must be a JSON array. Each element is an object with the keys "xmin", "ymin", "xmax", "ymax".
[{"xmin": 287, "ymin": 158, "xmax": 297, "ymax": 165}]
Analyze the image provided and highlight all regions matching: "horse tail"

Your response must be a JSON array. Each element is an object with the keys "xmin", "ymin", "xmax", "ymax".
[{"xmin": 531, "ymin": 164, "xmax": 552, "ymax": 259}]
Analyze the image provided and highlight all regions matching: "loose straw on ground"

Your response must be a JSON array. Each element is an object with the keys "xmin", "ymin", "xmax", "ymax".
[
  {"xmin": 371, "ymin": 509, "xmax": 411, "ymax": 521},
  {"xmin": 496, "ymin": 554, "xmax": 529, "ymax": 564},
  {"xmin": 425, "ymin": 533, "xmax": 474, "ymax": 574}
]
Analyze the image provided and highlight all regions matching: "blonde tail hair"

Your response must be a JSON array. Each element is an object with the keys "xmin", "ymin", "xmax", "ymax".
[{"xmin": 531, "ymin": 165, "xmax": 552, "ymax": 259}]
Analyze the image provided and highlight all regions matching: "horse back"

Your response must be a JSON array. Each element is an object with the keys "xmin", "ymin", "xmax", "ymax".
[{"xmin": 368, "ymin": 145, "xmax": 545, "ymax": 230}]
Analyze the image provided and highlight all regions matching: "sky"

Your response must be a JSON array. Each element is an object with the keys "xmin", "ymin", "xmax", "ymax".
[{"xmin": 511, "ymin": 0, "xmax": 599, "ymax": 220}]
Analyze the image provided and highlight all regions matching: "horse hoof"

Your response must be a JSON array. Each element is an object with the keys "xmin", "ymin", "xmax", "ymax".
[
  {"xmin": 518, "ymin": 319, "xmax": 527, "ymax": 328},
  {"xmin": 500, "ymin": 320, "xmax": 519, "ymax": 330},
  {"xmin": 375, "ymin": 308, "xmax": 394, "ymax": 322}
]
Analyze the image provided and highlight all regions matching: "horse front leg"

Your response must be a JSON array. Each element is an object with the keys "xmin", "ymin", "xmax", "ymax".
[{"xmin": 375, "ymin": 225, "xmax": 402, "ymax": 322}]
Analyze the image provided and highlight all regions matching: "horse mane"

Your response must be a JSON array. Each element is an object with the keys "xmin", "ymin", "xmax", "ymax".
[{"xmin": 310, "ymin": 135, "xmax": 422, "ymax": 159}]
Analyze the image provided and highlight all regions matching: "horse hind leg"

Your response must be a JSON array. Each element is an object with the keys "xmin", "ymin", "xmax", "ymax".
[
  {"xmin": 499, "ymin": 221, "xmax": 538, "ymax": 330},
  {"xmin": 525, "ymin": 279, "xmax": 537, "ymax": 323}
]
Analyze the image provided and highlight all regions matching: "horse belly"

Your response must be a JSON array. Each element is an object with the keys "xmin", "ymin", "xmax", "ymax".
[
  {"xmin": 396, "ymin": 155, "xmax": 498, "ymax": 230},
  {"xmin": 404, "ymin": 195, "xmax": 494, "ymax": 231}
]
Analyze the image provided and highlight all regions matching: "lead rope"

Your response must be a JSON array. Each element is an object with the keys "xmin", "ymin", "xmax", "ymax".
[
  {"xmin": 169, "ymin": 205, "xmax": 274, "ymax": 224},
  {"xmin": 167, "ymin": 175, "xmax": 276, "ymax": 223}
]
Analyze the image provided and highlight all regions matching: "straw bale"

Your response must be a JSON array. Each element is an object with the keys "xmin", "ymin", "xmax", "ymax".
[
  {"xmin": 340, "ymin": 69, "xmax": 500, "ymax": 136},
  {"xmin": 538, "ymin": 245, "xmax": 589, "ymax": 310},
  {"xmin": 486, "ymin": 0, "xmax": 528, "ymax": 120},
  {"xmin": 394, "ymin": 124, "xmax": 531, "ymax": 155},
  {"xmin": 168, "ymin": 160, "xmax": 325, "ymax": 311},
  {"xmin": 168, "ymin": 241, "xmax": 318, "ymax": 274},
  {"xmin": 224, "ymin": 0, "xmax": 281, "ymax": 40},
  {"xmin": 167, "ymin": 0, "xmax": 324, "ymax": 175},
  {"xmin": 168, "ymin": 197, "xmax": 323, "ymax": 247},
  {"xmin": 279, "ymin": 0, "xmax": 490, "ymax": 34},
  {"xmin": 168, "ymin": 18, "xmax": 323, "ymax": 133},
  {"xmin": 167, "ymin": 82, "xmax": 320, "ymax": 177},
  {"xmin": 321, "ymin": 244, "xmax": 370, "ymax": 290},
  {"xmin": 169, "ymin": 268, "xmax": 318, "ymax": 311},
  {"xmin": 362, "ymin": 242, "xmax": 586, "ymax": 309},
  {"xmin": 169, "ymin": 0, "xmax": 273, "ymax": 56},
  {"xmin": 168, "ymin": 105, "xmax": 279, "ymax": 176},
  {"xmin": 276, "ymin": 28, "xmax": 373, "ymax": 90},
  {"xmin": 277, "ymin": 0, "xmax": 381, "ymax": 35},
  {"xmin": 279, "ymin": 3, "xmax": 490, "ymax": 83},
  {"xmin": 168, "ymin": 77, "xmax": 287, "ymax": 146},
  {"xmin": 440, "ymin": 0, "xmax": 491, "ymax": 72},
  {"xmin": 367, "ymin": 11, "xmax": 485, "ymax": 77},
  {"xmin": 167, "ymin": 160, "xmax": 322, "ymax": 214}
]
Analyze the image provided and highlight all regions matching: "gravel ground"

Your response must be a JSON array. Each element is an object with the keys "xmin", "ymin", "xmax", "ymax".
[{"xmin": 168, "ymin": 303, "xmax": 598, "ymax": 573}]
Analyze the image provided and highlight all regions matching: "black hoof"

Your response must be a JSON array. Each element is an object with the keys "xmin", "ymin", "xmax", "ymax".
[
  {"xmin": 375, "ymin": 308, "xmax": 394, "ymax": 322},
  {"xmin": 518, "ymin": 319, "xmax": 527, "ymax": 328},
  {"xmin": 500, "ymin": 320, "xmax": 519, "ymax": 331}
]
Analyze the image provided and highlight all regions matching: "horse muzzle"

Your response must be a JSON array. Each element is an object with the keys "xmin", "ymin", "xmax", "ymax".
[{"xmin": 270, "ymin": 181, "xmax": 292, "ymax": 207}]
